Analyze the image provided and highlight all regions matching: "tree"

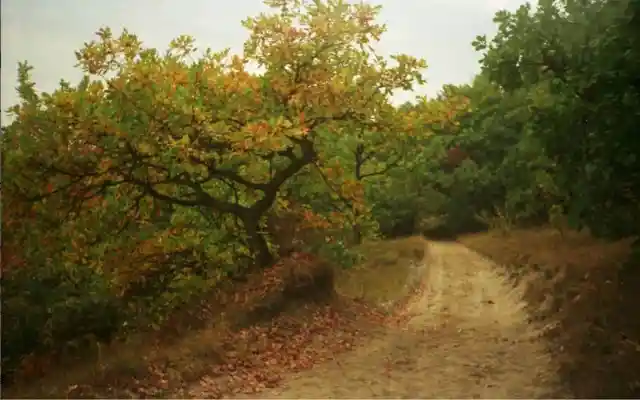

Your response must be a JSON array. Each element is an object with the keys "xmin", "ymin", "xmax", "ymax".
[
  {"xmin": 3, "ymin": 0, "xmax": 426, "ymax": 269},
  {"xmin": 473, "ymin": 0, "xmax": 640, "ymax": 237},
  {"xmin": 362, "ymin": 88, "xmax": 474, "ymax": 238}
]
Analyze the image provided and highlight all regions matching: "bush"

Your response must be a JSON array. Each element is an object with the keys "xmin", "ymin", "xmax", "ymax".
[{"xmin": 1, "ymin": 262, "xmax": 123, "ymax": 381}]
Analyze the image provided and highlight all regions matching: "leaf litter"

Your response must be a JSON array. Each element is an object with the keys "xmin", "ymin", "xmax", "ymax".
[{"xmin": 114, "ymin": 250, "xmax": 423, "ymax": 399}]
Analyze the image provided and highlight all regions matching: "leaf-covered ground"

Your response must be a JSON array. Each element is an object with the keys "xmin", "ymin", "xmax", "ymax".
[{"xmin": 187, "ymin": 241, "xmax": 566, "ymax": 399}]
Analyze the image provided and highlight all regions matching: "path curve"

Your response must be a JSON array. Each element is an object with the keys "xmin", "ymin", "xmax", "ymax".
[{"xmin": 236, "ymin": 241, "xmax": 567, "ymax": 399}]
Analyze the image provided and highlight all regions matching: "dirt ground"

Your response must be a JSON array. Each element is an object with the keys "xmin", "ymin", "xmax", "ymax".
[{"xmin": 192, "ymin": 241, "xmax": 567, "ymax": 399}]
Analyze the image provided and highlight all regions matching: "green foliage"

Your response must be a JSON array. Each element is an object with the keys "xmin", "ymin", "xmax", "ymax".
[
  {"xmin": 1, "ymin": 261, "xmax": 123, "ymax": 376},
  {"xmin": 371, "ymin": 0, "xmax": 639, "ymax": 242},
  {"xmin": 474, "ymin": 0, "xmax": 640, "ymax": 237}
]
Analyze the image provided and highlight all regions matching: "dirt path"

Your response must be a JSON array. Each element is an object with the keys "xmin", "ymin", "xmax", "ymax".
[{"xmin": 230, "ymin": 241, "xmax": 568, "ymax": 399}]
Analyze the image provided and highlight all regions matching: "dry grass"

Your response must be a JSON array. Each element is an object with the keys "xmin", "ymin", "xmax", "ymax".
[
  {"xmin": 459, "ymin": 227, "xmax": 640, "ymax": 398},
  {"xmin": 334, "ymin": 236, "xmax": 428, "ymax": 311},
  {"xmin": 2, "ymin": 327, "xmax": 225, "ymax": 398}
]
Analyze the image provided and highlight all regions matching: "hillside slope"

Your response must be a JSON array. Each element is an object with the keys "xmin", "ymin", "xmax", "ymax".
[{"xmin": 460, "ymin": 229, "xmax": 640, "ymax": 398}]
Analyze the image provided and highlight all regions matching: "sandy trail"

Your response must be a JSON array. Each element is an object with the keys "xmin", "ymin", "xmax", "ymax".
[{"xmin": 229, "ymin": 241, "xmax": 567, "ymax": 399}]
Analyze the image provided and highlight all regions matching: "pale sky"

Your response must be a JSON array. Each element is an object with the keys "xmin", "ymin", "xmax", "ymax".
[{"xmin": 1, "ymin": 0, "xmax": 530, "ymax": 125}]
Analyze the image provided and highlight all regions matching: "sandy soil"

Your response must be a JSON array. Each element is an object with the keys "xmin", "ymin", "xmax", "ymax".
[{"xmin": 227, "ymin": 241, "xmax": 569, "ymax": 398}]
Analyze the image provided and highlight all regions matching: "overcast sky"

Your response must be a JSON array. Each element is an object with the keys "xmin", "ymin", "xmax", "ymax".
[{"xmin": 1, "ymin": 0, "xmax": 530, "ymax": 124}]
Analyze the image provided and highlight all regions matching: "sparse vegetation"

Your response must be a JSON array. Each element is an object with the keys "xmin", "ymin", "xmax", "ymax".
[
  {"xmin": 2, "ymin": 0, "xmax": 639, "ymax": 397},
  {"xmin": 335, "ymin": 236, "xmax": 427, "ymax": 309}
]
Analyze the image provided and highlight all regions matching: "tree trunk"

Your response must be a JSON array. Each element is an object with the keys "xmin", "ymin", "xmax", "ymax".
[
  {"xmin": 353, "ymin": 211, "xmax": 362, "ymax": 245},
  {"xmin": 238, "ymin": 138, "xmax": 317, "ymax": 268},
  {"xmin": 244, "ymin": 218, "xmax": 275, "ymax": 268}
]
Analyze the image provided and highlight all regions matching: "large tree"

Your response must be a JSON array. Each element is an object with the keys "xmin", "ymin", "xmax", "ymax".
[{"xmin": 3, "ymin": 0, "xmax": 426, "ymax": 267}]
